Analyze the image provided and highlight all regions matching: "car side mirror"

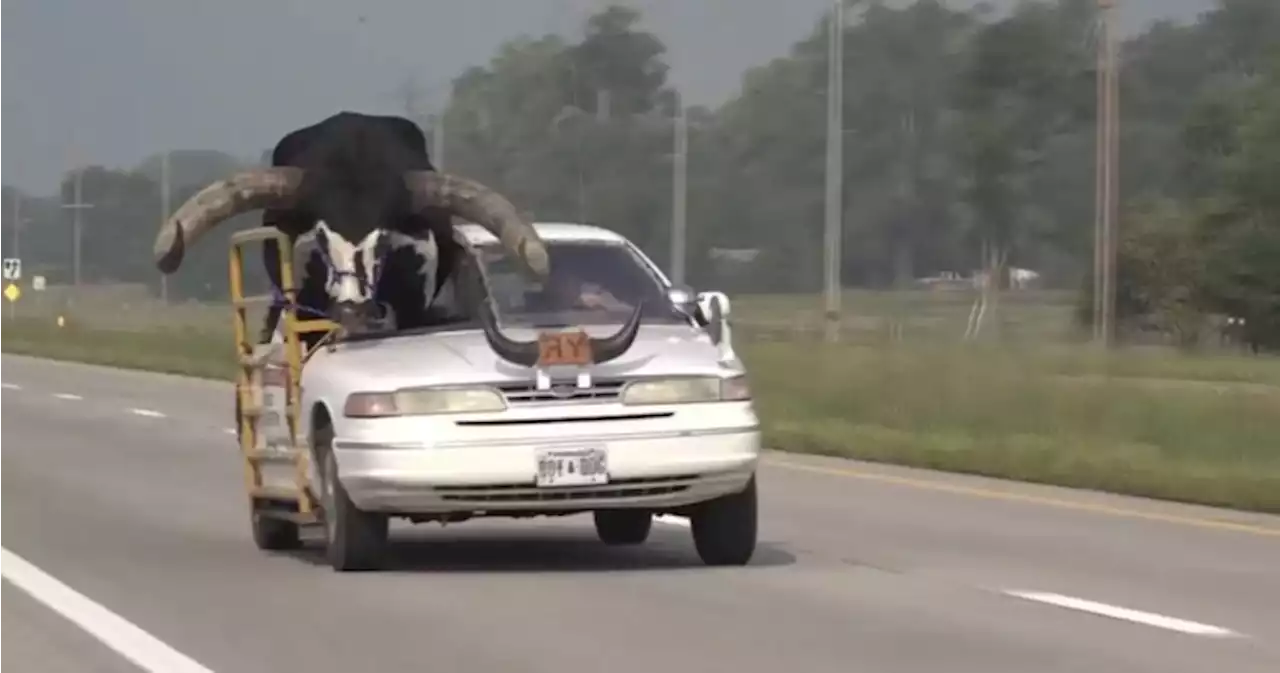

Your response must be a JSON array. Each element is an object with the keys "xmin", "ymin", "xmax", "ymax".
[
  {"xmin": 667, "ymin": 284, "xmax": 700, "ymax": 321},
  {"xmin": 696, "ymin": 291, "xmax": 731, "ymax": 345},
  {"xmin": 667, "ymin": 284, "xmax": 695, "ymax": 308}
]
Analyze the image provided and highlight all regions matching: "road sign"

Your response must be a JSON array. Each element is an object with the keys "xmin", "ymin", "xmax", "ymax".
[
  {"xmin": 32, "ymin": 275, "xmax": 46, "ymax": 291},
  {"xmin": 2, "ymin": 258, "xmax": 20, "ymax": 281},
  {"xmin": 4, "ymin": 283, "xmax": 21, "ymax": 302}
]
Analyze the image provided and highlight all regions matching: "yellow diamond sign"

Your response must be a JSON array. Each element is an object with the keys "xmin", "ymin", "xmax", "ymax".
[{"xmin": 4, "ymin": 283, "xmax": 20, "ymax": 302}]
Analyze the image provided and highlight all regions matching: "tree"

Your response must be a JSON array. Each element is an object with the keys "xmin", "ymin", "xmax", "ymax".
[{"xmin": 952, "ymin": 0, "xmax": 1095, "ymax": 338}]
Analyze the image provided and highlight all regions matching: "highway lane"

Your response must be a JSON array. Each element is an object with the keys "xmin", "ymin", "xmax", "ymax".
[
  {"xmin": 3, "ymin": 353, "xmax": 1278, "ymax": 672},
  {"xmin": 2, "ymin": 581, "xmax": 146, "ymax": 673}
]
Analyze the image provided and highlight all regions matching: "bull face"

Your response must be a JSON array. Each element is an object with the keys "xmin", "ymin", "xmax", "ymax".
[{"xmin": 311, "ymin": 222, "xmax": 392, "ymax": 333}]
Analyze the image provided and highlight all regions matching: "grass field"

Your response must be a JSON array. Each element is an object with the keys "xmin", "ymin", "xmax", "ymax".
[{"xmin": 4, "ymin": 288, "xmax": 1279, "ymax": 514}]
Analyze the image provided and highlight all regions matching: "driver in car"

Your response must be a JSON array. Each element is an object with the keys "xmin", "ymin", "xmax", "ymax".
[{"xmin": 538, "ymin": 255, "xmax": 634, "ymax": 313}]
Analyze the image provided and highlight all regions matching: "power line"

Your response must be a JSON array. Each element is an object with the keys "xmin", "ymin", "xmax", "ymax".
[{"xmin": 61, "ymin": 166, "xmax": 95, "ymax": 289}]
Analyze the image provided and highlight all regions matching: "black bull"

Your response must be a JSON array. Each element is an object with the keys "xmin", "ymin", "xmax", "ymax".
[{"xmin": 150, "ymin": 111, "xmax": 643, "ymax": 366}]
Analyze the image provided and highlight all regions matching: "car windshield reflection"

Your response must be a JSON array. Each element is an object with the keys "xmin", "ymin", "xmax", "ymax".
[{"xmin": 475, "ymin": 241, "xmax": 687, "ymax": 326}]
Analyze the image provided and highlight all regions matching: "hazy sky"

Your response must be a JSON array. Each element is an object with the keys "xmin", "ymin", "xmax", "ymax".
[{"xmin": 2, "ymin": 0, "xmax": 1209, "ymax": 194}]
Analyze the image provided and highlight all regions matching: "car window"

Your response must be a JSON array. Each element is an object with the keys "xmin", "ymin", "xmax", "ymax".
[{"xmin": 475, "ymin": 240, "xmax": 685, "ymax": 326}]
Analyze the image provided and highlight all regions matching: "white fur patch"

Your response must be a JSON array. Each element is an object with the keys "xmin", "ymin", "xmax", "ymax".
[{"xmin": 315, "ymin": 221, "xmax": 383, "ymax": 303}]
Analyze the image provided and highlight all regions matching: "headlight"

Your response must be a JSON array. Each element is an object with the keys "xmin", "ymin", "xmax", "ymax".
[
  {"xmin": 620, "ymin": 375, "xmax": 751, "ymax": 406},
  {"xmin": 343, "ymin": 386, "xmax": 506, "ymax": 418}
]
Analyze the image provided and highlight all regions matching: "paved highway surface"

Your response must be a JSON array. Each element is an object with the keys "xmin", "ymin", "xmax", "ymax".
[{"xmin": 3, "ymin": 353, "xmax": 1279, "ymax": 672}]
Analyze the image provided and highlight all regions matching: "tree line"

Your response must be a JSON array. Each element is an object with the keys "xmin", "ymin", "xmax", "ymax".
[{"xmin": 3, "ymin": 0, "xmax": 1278, "ymax": 349}]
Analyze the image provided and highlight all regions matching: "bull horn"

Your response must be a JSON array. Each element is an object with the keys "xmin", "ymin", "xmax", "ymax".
[
  {"xmin": 586, "ymin": 301, "xmax": 645, "ymax": 365},
  {"xmin": 402, "ymin": 171, "xmax": 549, "ymax": 280},
  {"xmin": 479, "ymin": 300, "xmax": 647, "ymax": 368},
  {"xmin": 154, "ymin": 167, "xmax": 303, "ymax": 274},
  {"xmin": 477, "ymin": 299, "xmax": 540, "ymax": 367}
]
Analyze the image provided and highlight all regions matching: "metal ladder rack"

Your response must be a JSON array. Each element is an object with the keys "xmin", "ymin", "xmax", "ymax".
[{"xmin": 228, "ymin": 227, "xmax": 338, "ymax": 525}]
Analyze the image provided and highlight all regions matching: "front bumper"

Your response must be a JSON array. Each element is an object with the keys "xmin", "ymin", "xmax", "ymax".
[{"xmin": 332, "ymin": 427, "xmax": 760, "ymax": 515}]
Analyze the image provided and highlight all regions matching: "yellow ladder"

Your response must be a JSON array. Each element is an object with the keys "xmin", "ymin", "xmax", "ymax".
[{"xmin": 229, "ymin": 227, "xmax": 338, "ymax": 526}]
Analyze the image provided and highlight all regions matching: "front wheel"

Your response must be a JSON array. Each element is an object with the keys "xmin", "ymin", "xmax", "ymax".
[
  {"xmin": 690, "ymin": 475, "xmax": 758, "ymax": 566},
  {"xmin": 316, "ymin": 423, "xmax": 388, "ymax": 571},
  {"xmin": 593, "ymin": 510, "xmax": 653, "ymax": 545}
]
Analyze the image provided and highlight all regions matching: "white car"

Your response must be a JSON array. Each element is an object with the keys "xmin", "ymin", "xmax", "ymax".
[{"xmin": 247, "ymin": 222, "xmax": 760, "ymax": 571}]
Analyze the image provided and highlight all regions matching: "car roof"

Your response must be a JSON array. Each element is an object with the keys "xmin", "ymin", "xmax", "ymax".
[{"xmin": 454, "ymin": 221, "xmax": 629, "ymax": 247}]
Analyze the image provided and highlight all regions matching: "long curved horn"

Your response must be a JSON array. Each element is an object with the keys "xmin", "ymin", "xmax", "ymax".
[
  {"xmin": 154, "ymin": 167, "xmax": 304, "ymax": 274},
  {"xmin": 402, "ymin": 171, "xmax": 549, "ymax": 280},
  {"xmin": 585, "ymin": 301, "xmax": 645, "ymax": 365},
  {"xmin": 477, "ymin": 299, "xmax": 540, "ymax": 367}
]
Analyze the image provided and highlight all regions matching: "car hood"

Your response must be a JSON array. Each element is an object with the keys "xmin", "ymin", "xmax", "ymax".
[{"xmin": 306, "ymin": 323, "xmax": 741, "ymax": 390}]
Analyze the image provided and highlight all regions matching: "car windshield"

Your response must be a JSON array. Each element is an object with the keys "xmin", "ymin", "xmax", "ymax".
[{"xmin": 475, "ymin": 239, "xmax": 687, "ymax": 327}]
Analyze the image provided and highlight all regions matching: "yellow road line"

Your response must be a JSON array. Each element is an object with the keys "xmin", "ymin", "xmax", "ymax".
[{"xmin": 766, "ymin": 458, "xmax": 1280, "ymax": 538}]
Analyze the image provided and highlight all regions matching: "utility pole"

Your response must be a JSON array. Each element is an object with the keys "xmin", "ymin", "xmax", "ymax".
[
  {"xmin": 1093, "ymin": 0, "xmax": 1119, "ymax": 347},
  {"xmin": 823, "ymin": 0, "xmax": 845, "ymax": 343},
  {"xmin": 62, "ymin": 167, "xmax": 94, "ymax": 289},
  {"xmin": 671, "ymin": 95, "xmax": 689, "ymax": 287},
  {"xmin": 10, "ymin": 192, "xmax": 20, "ymax": 263},
  {"xmin": 160, "ymin": 150, "xmax": 171, "ymax": 302}
]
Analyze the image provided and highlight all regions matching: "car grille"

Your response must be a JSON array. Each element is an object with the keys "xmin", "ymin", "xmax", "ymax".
[
  {"xmin": 496, "ymin": 377, "xmax": 628, "ymax": 405},
  {"xmin": 433, "ymin": 474, "xmax": 698, "ymax": 504}
]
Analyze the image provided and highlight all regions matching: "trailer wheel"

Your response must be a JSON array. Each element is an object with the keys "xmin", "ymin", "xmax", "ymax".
[
  {"xmin": 250, "ymin": 509, "xmax": 301, "ymax": 550},
  {"xmin": 315, "ymin": 420, "xmax": 388, "ymax": 571},
  {"xmin": 690, "ymin": 474, "xmax": 758, "ymax": 566}
]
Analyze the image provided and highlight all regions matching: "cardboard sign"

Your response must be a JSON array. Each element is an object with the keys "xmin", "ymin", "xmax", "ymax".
[{"xmin": 537, "ymin": 330, "xmax": 593, "ymax": 366}]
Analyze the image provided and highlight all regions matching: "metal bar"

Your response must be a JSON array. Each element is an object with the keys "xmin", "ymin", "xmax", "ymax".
[
  {"xmin": 293, "ymin": 319, "xmax": 340, "ymax": 334},
  {"xmin": 230, "ymin": 227, "xmax": 292, "ymax": 246},
  {"xmin": 275, "ymin": 239, "xmax": 314, "ymax": 515},
  {"xmin": 229, "ymin": 241, "xmax": 261, "ymax": 496}
]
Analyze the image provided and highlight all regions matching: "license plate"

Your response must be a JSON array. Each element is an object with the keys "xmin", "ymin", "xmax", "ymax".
[{"xmin": 535, "ymin": 448, "xmax": 608, "ymax": 487}]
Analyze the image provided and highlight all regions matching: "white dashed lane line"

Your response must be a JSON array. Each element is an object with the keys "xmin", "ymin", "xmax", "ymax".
[
  {"xmin": 53, "ymin": 393, "xmax": 84, "ymax": 401},
  {"xmin": 1003, "ymin": 590, "xmax": 1242, "ymax": 638},
  {"xmin": 2, "ymin": 382, "xmax": 20, "ymax": 390},
  {"xmin": 128, "ymin": 408, "xmax": 168, "ymax": 419},
  {"xmin": 654, "ymin": 515, "xmax": 690, "ymax": 528}
]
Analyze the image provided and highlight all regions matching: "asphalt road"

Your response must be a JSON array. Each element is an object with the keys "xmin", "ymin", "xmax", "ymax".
[{"xmin": 3, "ymin": 353, "xmax": 1279, "ymax": 673}]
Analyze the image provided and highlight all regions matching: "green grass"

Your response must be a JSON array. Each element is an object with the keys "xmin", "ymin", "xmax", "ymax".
[
  {"xmin": 747, "ymin": 341, "xmax": 1280, "ymax": 512},
  {"xmin": 4, "ymin": 314, "xmax": 1279, "ymax": 514}
]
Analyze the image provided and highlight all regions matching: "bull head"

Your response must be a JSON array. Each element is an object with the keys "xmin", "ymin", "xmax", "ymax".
[{"xmin": 152, "ymin": 166, "xmax": 642, "ymax": 363}]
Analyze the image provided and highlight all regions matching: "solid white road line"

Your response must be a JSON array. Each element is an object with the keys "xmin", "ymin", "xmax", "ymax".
[
  {"xmin": 655, "ymin": 515, "xmax": 690, "ymax": 527},
  {"xmin": 1004, "ymin": 590, "xmax": 1240, "ymax": 638},
  {"xmin": 2, "ymin": 382, "xmax": 20, "ymax": 389},
  {"xmin": 129, "ymin": 408, "xmax": 167, "ymax": 418},
  {"xmin": 1, "ymin": 547, "xmax": 217, "ymax": 673},
  {"xmin": 53, "ymin": 393, "xmax": 84, "ymax": 401}
]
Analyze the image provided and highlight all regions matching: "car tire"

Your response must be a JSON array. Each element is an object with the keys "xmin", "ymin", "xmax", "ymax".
[
  {"xmin": 593, "ymin": 510, "xmax": 653, "ymax": 545},
  {"xmin": 234, "ymin": 391, "xmax": 243, "ymax": 444},
  {"xmin": 690, "ymin": 475, "xmax": 758, "ymax": 566},
  {"xmin": 315, "ymin": 422, "xmax": 388, "ymax": 572},
  {"xmin": 250, "ymin": 509, "xmax": 301, "ymax": 551}
]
